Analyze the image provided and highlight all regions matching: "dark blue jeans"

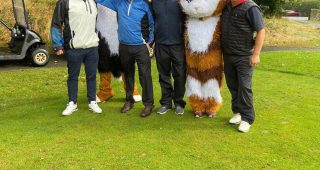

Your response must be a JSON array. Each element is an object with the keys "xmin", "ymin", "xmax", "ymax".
[{"xmin": 66, "ymin": 47, "xmax": 98, "ymax": 103}]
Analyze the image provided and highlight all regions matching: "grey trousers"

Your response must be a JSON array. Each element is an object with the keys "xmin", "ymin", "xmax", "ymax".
[{"xmin": 223, "ymin": 55, "xmax": 255, "ymax": 124}]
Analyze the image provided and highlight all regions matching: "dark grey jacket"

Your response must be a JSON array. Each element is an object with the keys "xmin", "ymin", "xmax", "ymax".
[
  {"xmin": 152, "ymin": 0, "xmax": 185, "ymax": 45},
  {"xmin": 221, "ymin": 0, "xmax": 261, "ymax": 56}
]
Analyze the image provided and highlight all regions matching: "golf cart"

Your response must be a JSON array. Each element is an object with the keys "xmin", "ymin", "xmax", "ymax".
[{"xmin": 0, "ymin": 0, "xmax": 49, "ymax": 66}]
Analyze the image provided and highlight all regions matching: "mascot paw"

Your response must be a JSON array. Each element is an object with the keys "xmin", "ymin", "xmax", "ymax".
[
  {"xmin": 96, "ymin": 95, "xmax": 102, "ymax": 103},
  {"xmin": 194, "ymin": 111, "xmax": 203, "ymax": 118},
  {"xmin": 208, "ymin": 112, "xmax": 217, "ymax": 118},
  {"xmin": 96, "ymin": 94, "xmax": 114, "ymax": 103},
  {"xmin": 133, "ymin": 95, "xmax": 142, "ymax": 102}
]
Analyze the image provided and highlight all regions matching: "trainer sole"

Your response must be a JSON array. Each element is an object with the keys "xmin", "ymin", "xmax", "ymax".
[
  {"xmin": 229, "ymin": 121, "xmax": 241, "ymax": 125},
  {"xmin": 157, "ymin": 109, "xmax": 171, "ymax": 115},
  {"xmin": 89, "ymin": 108, "xmax": 102, "ymax": 114},
  {"xmin": 62, "ymin": 108, "xmax": 78, "ymax": 116},
  {"xmin": 175, "ymin": 111, "xmax": 184, "ymax": 115}
]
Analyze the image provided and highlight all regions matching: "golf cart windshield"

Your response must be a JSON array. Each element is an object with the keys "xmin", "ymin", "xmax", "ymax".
[{"xmin": 12, "ymin": 0, "xmax": 29, "ymax": 28}]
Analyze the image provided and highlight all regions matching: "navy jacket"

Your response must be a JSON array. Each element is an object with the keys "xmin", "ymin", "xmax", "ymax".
[
  {"xmin": 96, "ymin": 0, "xmax": 154, "ymax": 45},
  {"xmin": 152, "ymin": 0, "xmax": 185, "ymax": 45}
]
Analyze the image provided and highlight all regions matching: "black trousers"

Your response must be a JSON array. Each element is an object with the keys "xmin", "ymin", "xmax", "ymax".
[
  {"xmin": 119, "ymin": 44, "xmax": 154, "ymax": 106},
  {"xmin": 155, "ymin": 43, "xmax": 186, "ymax": 108},
  {"xmin": 224, "ymin": 55, "xmax": 255, "ymax": 124}
]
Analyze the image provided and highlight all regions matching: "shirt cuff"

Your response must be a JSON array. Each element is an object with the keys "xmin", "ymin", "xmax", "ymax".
[{"xmin": 54, "ymin": 46, "xmax": 64, "ymax": 51}]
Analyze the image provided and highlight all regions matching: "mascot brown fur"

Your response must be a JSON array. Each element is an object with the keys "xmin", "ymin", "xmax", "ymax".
[
  {"xmin": 179, "ymin": 0, "xmax": 226, "ymax": 117},
  {"xmin": 96, "ymin": 4, "xmax": 142, "ymax": 103}
]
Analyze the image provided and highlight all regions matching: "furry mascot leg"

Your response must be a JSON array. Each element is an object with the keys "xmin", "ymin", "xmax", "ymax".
[
  {"xmin": 205, "ymin": 98, "xmax": 222, "ymax": 117},
  {"xmin": 96, "ymin": 72, "xmax": 114, "ymax": 102},
  {"xmin": 188, "ymin": 96, "xmax": 206, "ymax": 117}
]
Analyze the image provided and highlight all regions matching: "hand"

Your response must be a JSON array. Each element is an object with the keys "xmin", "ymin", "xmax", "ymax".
[
  {"xmin": 55, "ymin": 49, "xmax": 64, "ymax": 56},
  {"xmin": 146, "ymin": 43, "xmax": 151, "ymax": 51},
  {"xmin": 250, "ymin": 54, "xmax": 260, "ymax": 67},
  {"xmin": 146, "ymin": 44, "xmax": 154, "ymax": 57}
]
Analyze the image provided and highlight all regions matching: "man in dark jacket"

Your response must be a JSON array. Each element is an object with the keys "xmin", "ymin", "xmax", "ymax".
[
  {"xmin": 96, "ymin": 0, "xmax": 155, "ymax": 117},
  {"xmin": 221, "ymin": 0, "xmax": 265, "ymax": 132},
  {"xmin": 51, "ymin": 0, "xmax": 102, "ymax": 116},
  {"xmin": 152, "ymin": 0, "xmax": 186, "ymax": 115}
]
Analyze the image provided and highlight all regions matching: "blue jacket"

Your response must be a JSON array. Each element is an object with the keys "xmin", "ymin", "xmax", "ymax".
[{"xmin": 96, "ymin": 0, "xmax": 154, "ymax": 45}]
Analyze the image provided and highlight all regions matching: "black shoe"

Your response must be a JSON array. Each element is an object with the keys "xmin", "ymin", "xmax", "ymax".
[
  {"xmin": 140, "ymin": 105, "xmax": 154, "ymax": 117},
  {"xmin": 121, "ymin": 102, "xmax": 134, "ymax": 113}
]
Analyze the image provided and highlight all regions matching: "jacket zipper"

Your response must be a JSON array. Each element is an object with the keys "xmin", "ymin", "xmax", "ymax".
[
  {"xmin": 128, "ymin": 0, "xmax": 133, "ymax": 16},
  {"xmin": 83, "ymin": 0, "xmax": 88, "ymax": 13},
  {"xmin": 87, "ymin": 0, "xmax": 92, "ymax": 14},
  {"xmin": 70, "ymin": 30, "xmax": 75, "ymax": 49}
]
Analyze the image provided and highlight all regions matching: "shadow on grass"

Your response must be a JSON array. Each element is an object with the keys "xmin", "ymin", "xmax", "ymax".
[{"xmin": 257, "ymin": 68, "xmax": 320, "ymax": 79}]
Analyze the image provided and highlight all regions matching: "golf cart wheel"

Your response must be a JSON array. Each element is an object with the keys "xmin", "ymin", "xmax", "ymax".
[{"xmin": 30, "ymin": 48, "xmax": 50, "ymax": 66}]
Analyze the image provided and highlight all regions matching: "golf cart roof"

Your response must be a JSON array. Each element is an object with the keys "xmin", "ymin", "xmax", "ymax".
[{"xmin": 12, "ymin": 0, "xmax": 29, "ymax": 28}]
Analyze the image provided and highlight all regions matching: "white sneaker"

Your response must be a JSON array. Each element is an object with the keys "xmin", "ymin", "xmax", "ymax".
[
  {"xmin": 133, "ymin": 95, "xmax": 142, "ymax": 102},
  {"xmin": 229, "ymin": 113, "xmax": 241, "ymax": 124},
  {"xmin": 96, "ymin": 95, "xmax": 101, "ymax": 103},
  {"xmin": 89, "ymin": 101, "xmax": 102, "ymax": 114},
  {"xmin": 62, "ymin": 101, "xmax": 78, "ymax": 116},
  {"xmin": 238, "ymin": 121, "xmax": 251, "ymax": 133}
]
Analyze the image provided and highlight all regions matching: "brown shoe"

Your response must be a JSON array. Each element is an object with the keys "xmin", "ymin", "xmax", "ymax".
[
  {"xmin": 140, "ymin": 105, "xmax": 154, "ymax": 117},
  {"xmin": 121, "ymin": 102, "xmax": 134, "ymax": 113}
]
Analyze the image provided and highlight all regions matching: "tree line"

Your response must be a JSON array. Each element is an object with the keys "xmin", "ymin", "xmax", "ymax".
[{"xmin": 255, "ymin": 0, "xmax": 320, "ymax": 17}]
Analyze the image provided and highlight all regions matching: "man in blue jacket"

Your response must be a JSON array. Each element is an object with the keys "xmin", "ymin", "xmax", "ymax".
[
  {"xmin": 151, "ymin": 0, "xmax": 186, "ymax": 115},
  {"xmin": 96, "ymin": 0, "xmax": 155, "ymax": 117}
]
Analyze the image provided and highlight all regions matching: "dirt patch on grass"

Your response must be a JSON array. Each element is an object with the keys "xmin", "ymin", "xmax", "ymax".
[{"xmin": 0, "ymin": 159, "xmax": 9, "ymax": 167}]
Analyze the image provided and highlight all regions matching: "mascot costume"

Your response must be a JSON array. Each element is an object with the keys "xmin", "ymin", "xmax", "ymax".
[
  {"xmin": 179, "ymin": 0, "xmax": 226, "ymax": 117},
  {"xmin": 96, "ymin": 4, "xmax": 142, "ymax": 103}
]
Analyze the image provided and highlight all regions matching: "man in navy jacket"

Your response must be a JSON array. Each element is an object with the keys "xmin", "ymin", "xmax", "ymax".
[
  {"xmin": 96, "ymin": 0, "xmax": 155, "ymax": 117},
  {"xmin": 152, "ymin": 0, "xmax": 186, "ymax": 115}
]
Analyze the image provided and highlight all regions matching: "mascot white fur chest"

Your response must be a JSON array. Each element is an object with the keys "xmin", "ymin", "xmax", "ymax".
[{"xmin": 179, "ymin": 0, "xmax": 226, "ymax": 117}]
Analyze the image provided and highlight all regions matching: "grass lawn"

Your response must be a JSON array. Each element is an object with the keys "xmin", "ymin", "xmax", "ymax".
[{"xmin": 0, "ymin": 51, "xmax": 319, "ymax": 169}]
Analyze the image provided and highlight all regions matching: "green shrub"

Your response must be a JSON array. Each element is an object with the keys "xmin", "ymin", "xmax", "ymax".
[{"xmin": 255, "ymin": 0, "xmax": 284, "ymax": 17}]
